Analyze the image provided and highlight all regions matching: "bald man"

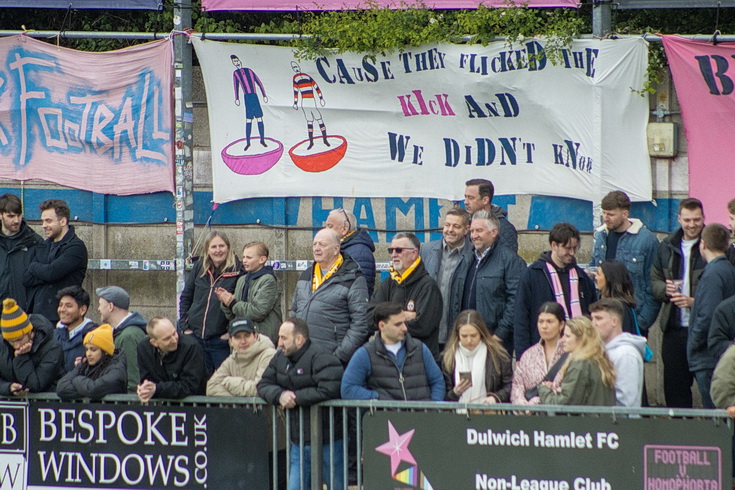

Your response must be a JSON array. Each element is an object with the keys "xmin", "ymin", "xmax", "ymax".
[{"xmin": 290, "ymin": 229, "xmax": 369, "ymax": 365}]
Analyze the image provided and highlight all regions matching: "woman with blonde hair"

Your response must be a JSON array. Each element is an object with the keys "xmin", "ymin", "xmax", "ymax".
[
  {"xmin": 538, "ymin": 316, "xmax": 616, "ymax": 406},
  {"xmin": 511, "ymin": 302, "xmax": 567, "ymax": 404},
  {"xmin": 179, "ymin": 230, "xmax": 242, "ymax": 375},
  {"xmin": 443, "ymin": 310, "xmax": 512, "ymax": 403}
]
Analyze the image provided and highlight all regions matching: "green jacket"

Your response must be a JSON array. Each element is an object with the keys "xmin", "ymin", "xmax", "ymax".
[
  {"xmin": 711, "ymin": 343, "xmax": 735, "ymax": 409},
  {"xmin": 221, "ymin": 268, "xmax": 282, "ymax": 344},
  {"xmin": 113, "ymin": 311, "xmax": 148, "ymax": 392},
  {"xmin": 538, "ymin": 358, "xmax": 615, "ymax": 406}
]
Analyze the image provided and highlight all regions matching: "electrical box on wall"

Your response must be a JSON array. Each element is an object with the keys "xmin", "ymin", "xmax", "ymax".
[{"xmin": 647, "ymin": 122, "xmax": 678, "ymax": 157}]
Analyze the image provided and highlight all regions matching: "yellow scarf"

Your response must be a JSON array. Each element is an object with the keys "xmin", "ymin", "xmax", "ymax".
[
  {"xmin": 389, "ymin": 257, "xmax": 421, "ymax": 284},
  {"xmin": 341, "ymin": 229, "xmax": 356, "ymax": 242},
  {"xmin": 312, "ymin": 254, "xmax": 344, "ymax": 291}
]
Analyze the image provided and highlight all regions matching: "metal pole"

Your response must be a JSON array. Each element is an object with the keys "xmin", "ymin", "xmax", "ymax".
[
  {"xmin": 173, "ymin": 0, "xmax": 195, "ymax": 310},
  {"xmin": 592, "ymin": 0, "xmax": 613, "ymax": 38}
]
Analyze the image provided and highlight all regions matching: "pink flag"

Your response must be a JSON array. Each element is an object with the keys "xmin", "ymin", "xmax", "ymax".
[
  {"xmin": 203, "ymin": 0, "xmax": 579, "ymax": 10},
  {"xmin": 663, "ymin": 35, "xmax": 735, "ymax": 226},
  {"xmin": 0, "ymin": 36, "xmax": 173, "ymax": 195}
]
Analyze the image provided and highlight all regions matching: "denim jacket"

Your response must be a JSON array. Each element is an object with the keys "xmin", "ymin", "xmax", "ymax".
[{"xmin": 590, "ymin": 218, "xmax": 660, "ymax": 331}]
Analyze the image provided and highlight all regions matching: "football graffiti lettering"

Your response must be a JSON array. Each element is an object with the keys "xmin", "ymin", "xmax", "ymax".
[{"xmin": 1, "ymin": 49, "xmax": 168, "ymax": 167}]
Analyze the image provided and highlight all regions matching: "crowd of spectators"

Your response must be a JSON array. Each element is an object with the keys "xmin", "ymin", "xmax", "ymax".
[{"xmin": 4, "ymin": 184, "xmax": 735, "ymax": 487}]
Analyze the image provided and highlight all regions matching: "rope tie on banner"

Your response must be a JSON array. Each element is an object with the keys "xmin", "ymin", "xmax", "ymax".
[
  {"xmin": 55, "ymin": 3, "xmax": 73, "ymax": 50},
  {"xmin": 710, "ymin": 29, "xmax": 721, "ymax": 46},
  {"xmin": 368, "ymin": 399, "xmax": 376, "ymax": 416}
]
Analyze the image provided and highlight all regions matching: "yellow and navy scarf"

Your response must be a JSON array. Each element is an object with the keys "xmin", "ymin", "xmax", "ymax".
[
  {"xmin": 312, "ymin": 254, "xmax": 344, "ymax": 291},
  {"xmin": 341, "ymin": 229, "xmax": 356, "ymax": 242},
  {"xmin": 389, "ymin": 257, "xmax": 421, "ymax": 285}
]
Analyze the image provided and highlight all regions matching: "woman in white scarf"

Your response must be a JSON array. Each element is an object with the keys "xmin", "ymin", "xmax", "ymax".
[{"xmin": 442, "ymin": 310, "xmax": 512, "ymax": 403}]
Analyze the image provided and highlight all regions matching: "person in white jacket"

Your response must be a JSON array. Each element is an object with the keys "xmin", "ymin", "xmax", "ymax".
[
  {"xmin": 206, "ymin": 317, "xmax": 276, "ymax": 397},
  {"xmin": 590, "ymin": 298, "xmax": 647, "ymax": 407}
]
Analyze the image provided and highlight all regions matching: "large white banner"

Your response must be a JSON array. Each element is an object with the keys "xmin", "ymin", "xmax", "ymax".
[{"xmin": 193, "ymin": 38, "xmax": 651, "ymax": 204}]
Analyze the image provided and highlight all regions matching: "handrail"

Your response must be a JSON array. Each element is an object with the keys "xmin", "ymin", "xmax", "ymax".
[{"xmin": 8, "ymin": 393, "xmax": 731, "ymax": 420}]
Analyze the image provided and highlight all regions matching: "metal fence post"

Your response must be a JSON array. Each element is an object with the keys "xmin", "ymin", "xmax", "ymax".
[{"xmin": 310, "ymin": 404, "xmax": 323, "ymax": 489}]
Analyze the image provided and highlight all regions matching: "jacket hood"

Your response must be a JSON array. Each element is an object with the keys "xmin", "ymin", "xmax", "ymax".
[
  {"xmin": 606, "ymin": 332, "xmax": 647, "ymax": 357},
  {"xmin": 595, "ymin": 218, "xmax": 645, "ymax": 235},
  {"xmin": 231, "ymin": 334, "xmax": 276, "ymax": 363},
  {"xmin": 491, "ymin": 204, "xmax": 508, "ymax": 220},
  {"xmin": 342, "ymin": 228, "xmax": 376, "ymax": 253},
  {"xmin": 1, "ymin": 220, "xmax": 41, "ymax": 247},
  {"xmin": 116, "ymin": 311, "xmax": 148, "ymax": 333}
]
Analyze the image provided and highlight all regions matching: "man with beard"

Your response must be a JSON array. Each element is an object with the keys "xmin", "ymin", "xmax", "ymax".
[
  {"xmin": 515, "ymin": 223, "xmax": 597, "ymax": 357},
  {"xmin": 0, "ymin": 194, "xmax": 42, "ymax": 310},
  {"xmin": 651, "ymin": 198, "xmax": 706, "ymax": 407},
  {"xmin": 589, "ymin": 191, "xmax": 659, "ymax": 333},
  {"xmin": 23, "ymin": 199, "xmax": 87, "ymax": 323}
]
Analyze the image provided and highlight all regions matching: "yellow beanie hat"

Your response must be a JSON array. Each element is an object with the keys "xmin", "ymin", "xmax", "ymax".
[
  {"xmin": 1, "ymin": 298, "xmax": 33, "ymax": 340},
  {"xmin": 84, "ymin": 324, "xmax": 115, "ymax": 356}
]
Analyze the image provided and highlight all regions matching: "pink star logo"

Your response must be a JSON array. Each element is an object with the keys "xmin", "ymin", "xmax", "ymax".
[{"xmin": 375, "ymin": 421, "xmax": 417, "ymax": 475}]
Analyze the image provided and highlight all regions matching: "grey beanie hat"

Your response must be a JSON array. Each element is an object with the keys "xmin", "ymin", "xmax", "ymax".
[{"xmin": 96, "ymin": 286, "xmax": 131, "ymax": 310}]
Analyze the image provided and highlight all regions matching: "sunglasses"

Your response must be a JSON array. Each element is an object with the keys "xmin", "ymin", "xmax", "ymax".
[{"xmin": 388, "ymin": 247, "xmax": 416, "ymax": 254}]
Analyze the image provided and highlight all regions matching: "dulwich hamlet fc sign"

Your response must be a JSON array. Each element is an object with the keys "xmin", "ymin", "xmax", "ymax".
[{"xmin": 363, "ymin": 411, "xmax": 730, "ymax": 489}]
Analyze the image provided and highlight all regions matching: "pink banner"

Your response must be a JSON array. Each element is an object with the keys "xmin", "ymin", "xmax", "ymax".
[
  {"xmin": 0, "ymin": 36, "xmax": 173, "ymax": 195},
  {"xmin": 202, "ymin": 0, "xmax": 579, "ymax": 10},
  {"xmin": 662, "ymin": 35, "xmax": 735, "ymax": 226}
]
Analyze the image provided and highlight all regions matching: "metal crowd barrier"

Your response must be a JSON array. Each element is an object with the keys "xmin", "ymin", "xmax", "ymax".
[{"xmin": 9, "ymin": 394, "xmax": 733, "ymax": 490}]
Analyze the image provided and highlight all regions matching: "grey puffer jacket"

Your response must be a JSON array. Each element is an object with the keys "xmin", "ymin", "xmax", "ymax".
[{"xmin": 290, "ymin": 253, "xmax": 369, "ymax": 364}]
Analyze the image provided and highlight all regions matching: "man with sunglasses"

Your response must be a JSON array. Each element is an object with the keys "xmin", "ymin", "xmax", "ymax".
[
  {"xmin": 370, "ymin": 232, "xmax": 442, "ymax": 357},
  {"xmin": 325, "ymin": 208, "xmax": 376, "ymax": 295}
]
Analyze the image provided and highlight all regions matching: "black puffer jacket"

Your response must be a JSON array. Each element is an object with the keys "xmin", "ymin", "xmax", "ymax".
[
  {"xmin": 178, "ymin": 259, "xmax": 242, "ymax": 339},
  {"xmin": 0, "ymin": 220, "xmax": 43, "ymax": 310},
  {"xmin": 257, "ymin": 340, "xmax": 343, "ymax": 445},
  {"xmin": 56, "ymin": 351, "xmax": 128, "ymax": 400},
  {"xmin": 0, "ymin": 314, "xmax": 64, "ymax": 395}
]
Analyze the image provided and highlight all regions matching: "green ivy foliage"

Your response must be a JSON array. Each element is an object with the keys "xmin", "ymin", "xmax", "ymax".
[
  {"xmin": 291, "ymin": 3, "xmax": 586, "ymax": 63},
  {"xmin": 3, "ymin": 1, "xmax": 735, "ymax": 94}
]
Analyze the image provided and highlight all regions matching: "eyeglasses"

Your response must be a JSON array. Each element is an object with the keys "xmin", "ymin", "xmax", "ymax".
[
  {"xmin": 388, "ymin": 247, "xmax": 417, "ymax": 254},
  {"xmin": 337, "ymin": 208, "xmax": 352, "ymax": 233}
]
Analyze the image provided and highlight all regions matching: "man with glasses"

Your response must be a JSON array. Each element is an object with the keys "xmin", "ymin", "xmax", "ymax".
[
  {"xmin": 370, "ymin": 232, "xmax": 442, "ymax": 356},
  {"xmin": 325, "ymin": 208, "xmax": 376, "ymax": 295},
  {"xmin": 0, "ymin": 298, "xmax": 63, "ymax": 396},
  {"xmin": 449, "ymin": 211, "xmax": 526, "ymax": 355},
  {"xmin": 514, "ymin": 223, "xmax": 597, "ymax": 357}
]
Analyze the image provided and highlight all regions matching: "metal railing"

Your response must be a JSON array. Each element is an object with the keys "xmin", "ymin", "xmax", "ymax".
[{"xmin": 11, "ymin": 393, "xmax": 732, "ymax": 489}]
